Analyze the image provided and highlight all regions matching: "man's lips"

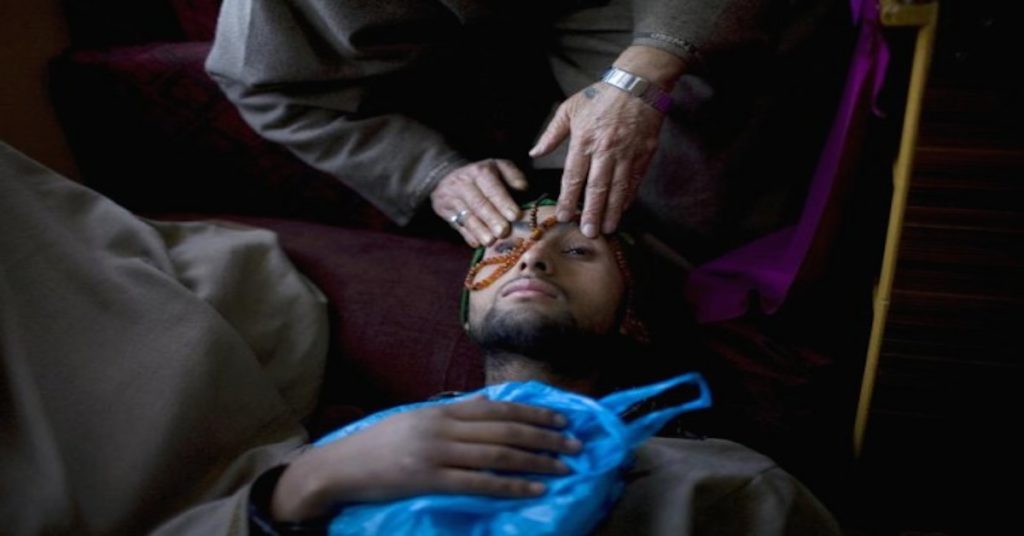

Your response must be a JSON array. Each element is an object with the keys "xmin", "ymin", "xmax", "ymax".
[{"xmin": 500, "ymin": 277, "xmax": 561, "ymax": 300}]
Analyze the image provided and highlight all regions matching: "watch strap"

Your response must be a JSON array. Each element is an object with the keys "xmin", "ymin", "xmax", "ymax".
[
  {"xmin": 249, "ymin": 466, "xmax": 328, "ymax": 536},
  {"xmin": 600, "ymin": 67, "xmax": 673, "ymax": 113}
]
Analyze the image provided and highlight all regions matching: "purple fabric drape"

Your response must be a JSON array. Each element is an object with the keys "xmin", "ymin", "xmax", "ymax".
[{"xmin": 685, "ymin": 0, "xmax": 890, "ymax": 323}]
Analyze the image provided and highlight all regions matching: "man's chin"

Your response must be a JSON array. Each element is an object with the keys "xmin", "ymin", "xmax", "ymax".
[{"xmin": 470, "ymin": 305, "xmax": 577, "ymax": 357}]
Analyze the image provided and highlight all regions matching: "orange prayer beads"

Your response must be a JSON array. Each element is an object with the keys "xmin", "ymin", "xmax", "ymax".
[{"xmin": 464, "ymin": 210, "xmax": 559, "ymax": 292}]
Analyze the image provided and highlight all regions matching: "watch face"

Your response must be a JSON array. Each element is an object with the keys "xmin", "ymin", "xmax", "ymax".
[
  {"xmin": 602, "ymin": 68, "xmax": 671, "ymax": 113},
  {"xmin": 626, "ymin": 76, "xmax": 649, "ymax": 94},
  {"xmin": 604, "ymin": 68, "xmax": 645, "ymax": 94}
]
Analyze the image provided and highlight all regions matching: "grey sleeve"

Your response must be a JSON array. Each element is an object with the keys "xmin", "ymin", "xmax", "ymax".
[
  {"xmin": 630, "ymin": 0, "xmax": 814, "ymax": 68},
  {"xmin": 205, "ymin": 0, "xmax": 469, "ymax": 225}
]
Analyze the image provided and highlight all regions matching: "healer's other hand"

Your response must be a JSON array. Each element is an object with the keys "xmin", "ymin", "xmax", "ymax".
[{"xmin": 431, "ymin": 159, "xmax": 529, "ymax": 247}]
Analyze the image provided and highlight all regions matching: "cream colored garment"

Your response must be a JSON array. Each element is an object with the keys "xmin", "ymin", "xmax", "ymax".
[{"xmin": 0, "ymin": 143, "xmax": 327, "ymax": 534}]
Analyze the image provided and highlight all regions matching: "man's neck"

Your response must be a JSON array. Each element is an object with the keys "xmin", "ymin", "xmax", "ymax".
[{"xmin": 484, "ymin": 352, "xmax": 602, "ymax": 396}]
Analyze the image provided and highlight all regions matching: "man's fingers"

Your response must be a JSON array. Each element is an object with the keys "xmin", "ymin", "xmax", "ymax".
[
  {"xmin": 602, "ymin": 160, "xmax": 634, "ymax": 235},
  {"xmin": 443, "ymin": 398, "xmax": 568, "ymax": 429},
  {"xmin": 580, "ymin": 156, "xmax": 614, "ymax": 238},
  {"xmin": 477, "ymin": 165, "xmax": 521, "ymax": 223},
  {"xmin": 446, "ymin": 421, "xmax": 581, "ymax": 455},
  {"xmin": 453, "ymin": 224, "xmax": 480, "ymax": 248},
  {"xmin": 430, "ymin": 159, "xmax": 525, "ymax": 246},
  {"xmin": 461, "ymin": 212, "xmax": 496, "ymax": 247},
  {"xmin": 434, "ymin": 196, "xmax": 479, "ymax": 248},
  {"xmin": 442, "ymin": 195, "xmax": 494, "ymax": 246},
  {"xmin": 434, "ymin": 469, "xmax": 546, "ymax": 498},
  {"xmin": 444, "ymin": 443, "xmax": 570, "ymax": 475},
  {"xmin": 462, "ymin": 181, "xmax": 510, "ymax": 240},
  {"xmin": 493, "ymin": 159, "xmax": 529, "ymax": 192},
  {"xmin": 529, "ymin": 104, "xmax": 570, "ymax": 158},
  {"xmin": 556, "ymin": 139, "xmax": 590, "ymax": 223}
]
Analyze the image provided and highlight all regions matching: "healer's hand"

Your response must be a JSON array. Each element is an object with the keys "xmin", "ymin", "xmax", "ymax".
[
  {"xmin": 529, "ymin": 83, "xmax": 663, "ymax": 238},
  {"xmin": 529, "ymin": 45, "xmax": 686, "ymax": 238},
  {"xmin": 270, "ymin": 396, "xmax": 582, "ymax": 522},
  {"xmin": 431, "ymin": 159, "xmax": 528, "ymax": 247}
]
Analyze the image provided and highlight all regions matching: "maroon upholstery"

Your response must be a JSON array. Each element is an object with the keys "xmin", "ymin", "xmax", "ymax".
[
  {"xmin": 221, "ymin": 218, "xmax": 483, "ymax": 435},
  {"xmin": 169, "ymin": 0, "xmax": 223, "ymax": 41}
]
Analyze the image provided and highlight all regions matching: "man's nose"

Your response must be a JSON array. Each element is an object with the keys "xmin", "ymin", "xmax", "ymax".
[{"xmin": 518, "ymin": 244, "xmax": 552, "ymax": 274}]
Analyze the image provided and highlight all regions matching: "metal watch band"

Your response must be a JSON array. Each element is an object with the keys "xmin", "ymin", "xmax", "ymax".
[{"xmin": 600, "ymin": 67, "xmax": 673, "ymax": 114}]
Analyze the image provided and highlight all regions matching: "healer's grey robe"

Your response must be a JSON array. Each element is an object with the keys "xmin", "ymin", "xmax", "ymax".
[{"xmin": 206, "ymin": 0, "xmax": 851, "ymax": 261}]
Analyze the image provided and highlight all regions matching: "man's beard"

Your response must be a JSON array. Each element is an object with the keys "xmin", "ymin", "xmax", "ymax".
[{"xmin": 469, "ymin": 304, "xmax": 610, "ymax": 377}]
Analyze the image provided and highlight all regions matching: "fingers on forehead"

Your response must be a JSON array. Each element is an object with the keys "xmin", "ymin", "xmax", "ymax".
[{"xmin": 558, "ymin": 142, "xmax": 591, "ymax": 217}]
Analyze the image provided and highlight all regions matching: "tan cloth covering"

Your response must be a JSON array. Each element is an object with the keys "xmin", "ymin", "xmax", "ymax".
[{"xmin": 0, "ymin": 143, "xmax": 327, "ymax": 534}]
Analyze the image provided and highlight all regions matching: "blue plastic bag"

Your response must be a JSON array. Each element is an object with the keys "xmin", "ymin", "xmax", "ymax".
[{"xmin": 315, "ymin": 373, "xmax": 711, "ymax": 536}]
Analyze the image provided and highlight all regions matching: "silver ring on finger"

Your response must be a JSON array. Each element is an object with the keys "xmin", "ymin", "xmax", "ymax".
[{"xmin": 449, "ymin": 208, "xmax": 470, "ymax": 227}]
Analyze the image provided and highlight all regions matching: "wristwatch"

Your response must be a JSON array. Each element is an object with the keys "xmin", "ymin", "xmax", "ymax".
[{"xmin": 600, "ymin": 67, "xmax": 673, "ymax": 114}]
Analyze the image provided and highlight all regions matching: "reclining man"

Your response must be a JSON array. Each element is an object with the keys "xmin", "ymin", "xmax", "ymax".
[
  {"xmin": 0, "ymin": 145, "xmax": 839, "ymax": 534},
  {"xmin": 268, "ymin": 199, "xmax": 842, "ymax": 534}
]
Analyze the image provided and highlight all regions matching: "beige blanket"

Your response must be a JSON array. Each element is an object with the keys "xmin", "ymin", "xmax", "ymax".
[{"xmin": 0, "ymin": 143, "xmax": 327, "ymax": 534}]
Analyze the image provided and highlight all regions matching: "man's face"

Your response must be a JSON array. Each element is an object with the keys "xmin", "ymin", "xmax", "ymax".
[{"xmin": 467, "ymin": 205, "xmax": 626, "ymax": 350}]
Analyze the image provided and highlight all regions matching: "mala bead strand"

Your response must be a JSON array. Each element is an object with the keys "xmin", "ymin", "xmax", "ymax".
[
  {"xmin": 464, "ymin": 240, "xmax": 526, "ymax": 291},
  {"xmin": 464, "ymin": 213, "xmax": 558, "ymax": 291}
]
